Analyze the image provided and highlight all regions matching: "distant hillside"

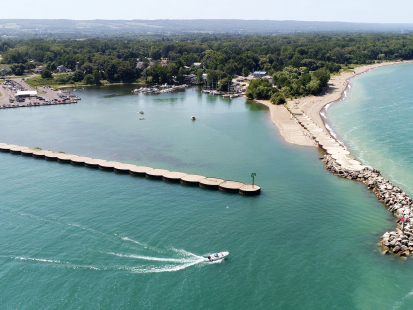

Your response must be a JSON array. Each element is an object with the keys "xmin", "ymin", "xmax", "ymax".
[{"xmin": 1, "ymin": 19, "xmax": 413, "ymax": 38}]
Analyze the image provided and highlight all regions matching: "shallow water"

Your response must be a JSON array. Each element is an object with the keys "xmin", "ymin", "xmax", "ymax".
[{"xmin": 0, "ymin": 85, "xmax": 412, "ymax": 309}]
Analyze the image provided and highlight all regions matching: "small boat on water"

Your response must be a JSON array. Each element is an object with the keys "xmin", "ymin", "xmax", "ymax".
[
  {"xmin": 139, "ymin": 111, "xmax": 144, "ymax": 114},
  {"xmin": 191, "ymin": 116, "xmax": 196, "ymax": 120},
  {"xmin": 207, "ymin": 251, "xmax": 229, "ymax": 261}
]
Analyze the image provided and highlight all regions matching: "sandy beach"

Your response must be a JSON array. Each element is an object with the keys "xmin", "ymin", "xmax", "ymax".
[{"xmin": 259, "ymin": 61, "xmax": 407, "ymax": 148}]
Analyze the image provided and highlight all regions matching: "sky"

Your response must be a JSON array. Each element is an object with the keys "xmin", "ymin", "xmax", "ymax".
[{"xmin": 2, "ymin": 0, "xmax": 413, "ymax": 24}]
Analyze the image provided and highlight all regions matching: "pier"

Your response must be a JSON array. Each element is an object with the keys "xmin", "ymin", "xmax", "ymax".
[{"xmin": 0, "ymin": 143, "xmax": 261, "ymax": 195}]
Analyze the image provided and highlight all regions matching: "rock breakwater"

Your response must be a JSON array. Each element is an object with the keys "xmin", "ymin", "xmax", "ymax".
[
  {"xmin": 291, "ymin": 110, "xmax": 411, "ymax": 257},
  {"xmin": 323, "ymin": 155, "xmax": 413, "ymax": 256}
]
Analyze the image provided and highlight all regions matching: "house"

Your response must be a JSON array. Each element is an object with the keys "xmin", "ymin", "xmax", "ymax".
[
  {"xmin": 193, "ymin": 62, "xmax": 203, "ymax": 69},
  {"xmin": 160, "ymin": 60, "xmax": 168, "ymax": 66},
  {"xmin": 66, "ymin": 68, "xmax": 72, "ymax": 73},
  {"xmin": 262, "ymin": 75, "xmax": 273, "ymax": 84},
  {"xmin": 57, "ymin": 65, "xmax": 66, "ymax": 72},
  {"xmin": 253, "ymin": 71, "xmax": 267, "ymax": 79},
  {"xmin": 136, "ymin": 62, "xmax": 144, "ymax": 68},
  {"xmin": 184, "ymin": 74, "xmax": 197, "ymax": 84},
  {"xmin": 34, "ymin": 65, "xmax": 45, "ymax": 73},
  {"xmin": 0, "ymin": 68, "xmax": 8, "ymax": 75},
  {"xmin": 202, "ymin": 73, "xmax": 208, "ymax": 81},
  {"xmin": 183, "ymin": 66, "xmax": 190, "ymax": 70}
]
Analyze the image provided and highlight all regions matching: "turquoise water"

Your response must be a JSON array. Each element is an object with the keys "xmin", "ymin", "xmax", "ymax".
[
  {"xmin": 0, "ymin": 86, "xmax": 412, "ymax": 309},
  {"xmin": 327, "ymin": 63, "xmax": 413, "ymax": 196}
]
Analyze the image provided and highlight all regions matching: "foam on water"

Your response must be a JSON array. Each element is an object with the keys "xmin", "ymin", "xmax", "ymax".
[{"xmin": 14, "ymin": 256, "xmax": 61, "ymax": 263}]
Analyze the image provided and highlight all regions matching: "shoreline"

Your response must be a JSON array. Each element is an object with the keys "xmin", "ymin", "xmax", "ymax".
[
  {"xmin": 259, "ymin": 60, "xmax": 413, "ymax": 257},
  {"xmin": 259, "ymin": 61, "xmax": 409, "ymax": 148}
]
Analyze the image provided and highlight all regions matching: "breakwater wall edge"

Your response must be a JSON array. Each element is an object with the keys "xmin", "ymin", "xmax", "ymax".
[
  {"xmin": 0, "ymin": 143, "xmax": 260, "ymax": 196},
  {"xmin": 292, "ymin": 111, "xmax": 411, "ymax": 257}
]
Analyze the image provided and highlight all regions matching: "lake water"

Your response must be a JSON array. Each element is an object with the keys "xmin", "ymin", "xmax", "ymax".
[{"xmin": 0, "ymin": 84, "xmax": 412, "ymax": 309}]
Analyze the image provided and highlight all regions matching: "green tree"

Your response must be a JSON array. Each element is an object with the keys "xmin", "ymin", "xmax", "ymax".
[
  {"xmin": 306, "ymin": 79, "xmax": 322, "ymax": 95},
  {"xmin": 72, "ymin": 70, "xmax": 84, "ymax": 82},
  {"xmin": 105, "ymin": 63, "xmax": 117, "ymax": 81},
  {"xmin": 176, "ymin": 67, "xmax": 185, "ymax": 84},
  {"xmin": 270, "ymin": 92, "xmax": 286, "ymax": 105},
  {"xmin": 93, "ymin": 70, "xmax": 101, "ymax": 85},
  {"xmin": 218, "ymin": 76, "xmax": 232, "ymax": 91},
  {"xmin": 10, "ymin": 64, "xmax": 25, "ymax": 75},
  {"xmin": 196, "ymin": 69, "xmax": 204, "ymax": 84},
  {"xmin": 41, "ymin": 70, "xmax": 52, "ymax": 79},
  {"xmin": 83, "ymin": 74, "xmax": 95, "ymax": 85},
  {"xmin": 82, "ymin": 63, "xmax": 95, "ymax": 75},
  {"xmin": 312, "ymin": 68, "xmax": 330, "ymax": 87}
]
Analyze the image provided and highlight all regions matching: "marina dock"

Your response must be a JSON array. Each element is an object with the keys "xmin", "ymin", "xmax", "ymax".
[{"xmin": 0, "ymin": 143, "xmax": 261, "ymax": 195}]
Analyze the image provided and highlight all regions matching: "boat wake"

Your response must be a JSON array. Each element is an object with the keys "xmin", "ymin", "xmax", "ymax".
[
  {"xmin": 1, "ymin": 212, "xmax": 217, "ymax": 274},
  {"xmin": 106, "ymin": 239, "xmax": 211, "ymax": 273},
  {"xmin": 11, "ymin": 235, "xmax": 215, "ymax": 274}
]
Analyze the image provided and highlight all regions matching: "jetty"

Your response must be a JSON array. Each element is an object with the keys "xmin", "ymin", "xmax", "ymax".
[
  {"xmin": 0, "ymin": 143, "xmax": 260, "ymax": 196},
  {"xmin": 291, "ymin": 111, "xmax": 413, "ymax": 257}
]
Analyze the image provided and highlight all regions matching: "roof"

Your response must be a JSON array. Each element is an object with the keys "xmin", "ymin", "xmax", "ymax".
[
  {"xmin": 254, "ymin": 71, "xmax": 267, "ymax": 74},
  {"xmin": 16, "ymin": 91, "xmax": 38, "ymax": 96}
]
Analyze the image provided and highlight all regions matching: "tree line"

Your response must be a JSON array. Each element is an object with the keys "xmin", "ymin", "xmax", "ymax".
[{"xmin": 1, "ymin": 33, "xmax": 413, "ymax": 100}]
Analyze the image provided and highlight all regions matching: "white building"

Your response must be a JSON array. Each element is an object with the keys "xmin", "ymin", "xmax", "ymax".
[
  {"xmin": 57, "ymin": 65, "xmax": 66, "ymax": 72},
  {"xmin": 253, "ymin": 71, "xmax": 267, "ymax": 79},
  {"xmin": 34, "ymin": 66, "xmax": 45, "ymax": 73},
  {"xmin": 16, "ymin": 90, "xmax": 38, "ymax": 97}
]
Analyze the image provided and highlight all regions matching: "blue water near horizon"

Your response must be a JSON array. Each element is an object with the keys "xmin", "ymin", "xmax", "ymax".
[{"xmin": 1, "ymin": 85, "xmax": 413, "ymax": 309}]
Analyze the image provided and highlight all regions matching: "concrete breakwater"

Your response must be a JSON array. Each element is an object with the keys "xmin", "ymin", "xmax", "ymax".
[
  {"xmin": 291, "ymin": 111, "xmax": 411, "ymax": 257},
  {"xmin": 0, "ymin": 143, "xmax": 260, "ymax": 196}
]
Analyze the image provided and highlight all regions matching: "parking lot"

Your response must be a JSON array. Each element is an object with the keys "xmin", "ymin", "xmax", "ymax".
[{"xmin": 0, "ymin": 77, "xmax": 76, "ymax": 108}]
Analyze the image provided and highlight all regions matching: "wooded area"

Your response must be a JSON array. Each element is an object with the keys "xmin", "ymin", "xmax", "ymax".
[{"xmin": 1, "ymin": 33, "xmax": 412, "ymax": 101}]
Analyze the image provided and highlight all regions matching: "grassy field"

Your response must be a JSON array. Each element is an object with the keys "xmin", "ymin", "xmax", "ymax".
[
  {"xmin": 0, "ymin": 64, "xmax": 11, "ymax": 70},
  {"xmin": 25, "ymin": 76, "xmax": 77, "ymax": 89}
]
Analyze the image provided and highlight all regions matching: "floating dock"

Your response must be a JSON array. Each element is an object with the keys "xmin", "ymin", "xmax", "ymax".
[{"xmin": 0, "ymin": 144, "xmax": 261, "ymax": 195}]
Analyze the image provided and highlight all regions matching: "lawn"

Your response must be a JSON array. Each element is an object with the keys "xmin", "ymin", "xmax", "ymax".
[{"xmin": 25, "ymin": 76, "xmax": 77, "ymax": 89}]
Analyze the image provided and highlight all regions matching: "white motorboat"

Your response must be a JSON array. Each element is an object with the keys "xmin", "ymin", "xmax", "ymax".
[
  {"xmin": 207, "ymin": 251, "xmax": 229, "ymax": 261},
  {"xmin": 191, "ymin": 116, "xmax": 196, "ymax": 120}
]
